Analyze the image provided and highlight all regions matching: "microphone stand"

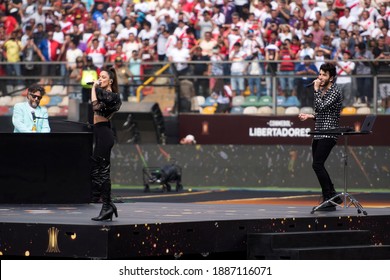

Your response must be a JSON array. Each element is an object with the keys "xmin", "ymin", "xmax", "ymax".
[{"xmin": 309, "ymin": 130, "xmax": 370, "ymax": 216}]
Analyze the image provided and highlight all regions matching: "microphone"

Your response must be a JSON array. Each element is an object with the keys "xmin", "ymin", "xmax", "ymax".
[
  {"xmin": 31, "ymin": 111, "xmax": 36, "ymax": 121},
  {"xmin": 86, "ymin": 81, "xmax": 100, "ymax": 86},
  {"xmin": 304, "ymin": 81, "xmax": 315, "ymax": 88}
]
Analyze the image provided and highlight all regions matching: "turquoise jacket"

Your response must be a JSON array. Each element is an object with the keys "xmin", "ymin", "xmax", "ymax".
[{"xmin": 12, "ymin": 102, "xmax": 51, "ymax": 133}]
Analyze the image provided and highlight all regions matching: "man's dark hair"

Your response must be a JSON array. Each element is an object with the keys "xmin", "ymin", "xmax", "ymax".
[
  {"xmin": 320, "ymin": 62, "xmax": 336, "ymax": 79},
  {"xmin": 28, "ymin": 85, "xmax": 45, "ymax": 96}
]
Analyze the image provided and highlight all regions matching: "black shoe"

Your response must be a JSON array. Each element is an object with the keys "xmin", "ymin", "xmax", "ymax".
[
  {"xmin": 331, "ymin": 195, "xmax": 343, "ymax": 205},
  {"xmin": 314, "ymin": 201, "xmax": 336, "ymax": 212}
]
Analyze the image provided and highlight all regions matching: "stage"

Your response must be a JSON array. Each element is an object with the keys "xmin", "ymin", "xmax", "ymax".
[{"xmin": 1, "ymin": 189, "xmax": 390, "ymax": 260}]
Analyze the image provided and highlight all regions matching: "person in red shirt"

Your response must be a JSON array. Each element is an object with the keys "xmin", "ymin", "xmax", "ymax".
[{"xmin": 0, "ymin": 15, "xmax": 19, "ymax": 36}]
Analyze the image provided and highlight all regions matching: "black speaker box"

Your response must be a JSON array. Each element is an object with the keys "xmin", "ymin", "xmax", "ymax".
[{"xmin": 111, "ymin": 102, "xmax": 165, "ymax": 144}]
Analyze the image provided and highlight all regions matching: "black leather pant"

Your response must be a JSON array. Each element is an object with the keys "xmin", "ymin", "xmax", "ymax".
[{"xmin": 91, "ymin": 122, "xmax": 114, "ymax": 202}]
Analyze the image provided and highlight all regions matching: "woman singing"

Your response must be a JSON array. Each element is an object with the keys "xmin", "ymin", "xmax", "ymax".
[{"xmin": 90, "ymin": 67, "xmax": 122, "ymax": 221}]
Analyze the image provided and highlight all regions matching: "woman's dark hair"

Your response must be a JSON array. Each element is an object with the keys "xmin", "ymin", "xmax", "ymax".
[
  {"xmin": 320, "ymin": 62, "xmax": 336, "ymax": 80},
  {"xmin": 103, "ymin": 67, "xmax": 119, "ymax": 94}
]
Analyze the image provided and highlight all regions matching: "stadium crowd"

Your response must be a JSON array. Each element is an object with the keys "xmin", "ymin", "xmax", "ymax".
[{"xmin": 1, "ymin": 0, "xmax": 390, "ymax": 112}]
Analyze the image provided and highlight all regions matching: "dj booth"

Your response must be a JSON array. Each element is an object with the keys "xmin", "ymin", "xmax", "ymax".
[{"xmin": 0, "ymin": 133, "xmax": 93, "ymax": 204}]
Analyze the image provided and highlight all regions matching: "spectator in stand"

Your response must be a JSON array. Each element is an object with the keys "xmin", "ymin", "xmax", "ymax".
[
  {"xmin": 53, "ymin": 24, "xmax": 65, "ymax": 45},
  {"xmin": 363, "ymin": 0, "xmax": 380, "ymax": 22},
  {"xmin": 354, "ymin": 42, "xmax": 374, "ymax": 106},
  {"xmin": 66, "ymin": 38, "xmax": 83, "ymax": 73},
  {"xmin": 335, "ymin": 50, "xmax": 355, "ymax": 107},
  {"xmin": 372, "ymin": 36, "xmax": 390, "ymax": 109},
  {"xmin": 86, "ymin": 38, "xmax": 106, "ymax": 69},
  {"xmin": 139, "ymin": 38, "xmax": 155, "ymax": 80},
  {"xmin": 265, "ymin": 44, "xmax": 278, "ymax": 96},
  {"xmin": 227, "ymin": 26, "xmax": 242, "ymax": 52},
  {"xmin": 3, "ymin": 30, "xmax": 23, "ymax": 89},
  {"xmin": 156, "ymin": 27, "xmax": 169, "ymax": 61},
  {"xmin": 99, "ymin": 11, "xmax": 115, "ymax": 36},
  {"xmin": 33, "ymin": 23, "xmax": 45, "ymax": 47},
  {"xmin": 212, "ymin": 78, "xmax": 232, "ymax": 113},
  {"xmin": 338, "ymin": 7, "xmax": 357, "ymax": 33},
  {"xmin": 81, "ymin": 56, "xmax": 99, "ymax": 104},
  {"xmin": 290, "ymin": 35, "xmax": 302, "ymax": 57},
  {"xmin": 317, "ymin": 35, "xmax": 334, "ymax": 59},
  {"xmin": 199, "ymin": 31, "xmax": 217, "ymax": 57},
  {"xmin": 114, "ymin": 14, "xmax": 124, "ymax": 34},
  {"xmin": 22, "ymin": 36, "xmax": 45, "ymax": 84},
  {"xmin": 212, "ymin": 6, "xmax": 226, "ymax": 27},
  {"xmin": 68, "ymin": 56, "xmax": 84, "ymax": 100},
  {"xmin": 123, "ymin": 33, "xmax": 141, "ymax": 62},
  {"xmin": 190, "ymin": 46, "xmax": 210, "ymax": 98},
  {"xmin": 234, "ymin": 0, "xmax": 250, "ymax": 21},
  {"xmin": 246, "ymin": 45, "xmax": 265, "ymax": 98},
  {"xmin": 311, "ymin": 20, "xmax": 325, "ymax": 47},
  {"xmin": 276, "ymin": 0, "xmax": 290, "ymax": 25},
  {"xmin": 117, "ymin": 17, "xmax": 138, "ymax": 41},
  {"xmin": 331, "ymin": 28, "xmax": 349, "ymax": 50},
  {"xmin": 38, "ymin": 31, "xmax": 64, "ymax": 85},
  {"xmin": 326, "ymin": 20, "xmax": 340, "ymax": 40},
  {"xmin": 145, "ymin": 8, "xmax": 159, "ymax": 32},
  {"xmin": 105, "ymin": 32, "xmax": 120, "ymax": 61},
  {"xmin": 138, "ymin": 20, "xmax": 157, "ymax": 45},
  {"xmin": 314, "ymin": 48, "xmax": 326, "ymax": 73},
  {"xmin": 160, "ymin": 14, "xmax": 178, "ymax": 35},
  {"xmin": 297, "ymin": 39, "xmax": 315, "ymax": 61},
  {"xmin": 229, "ymin": 42, "xmax": 246, "ymax": 96},
  {"xmin": 209, "ymin": 45, "xmax": 225, "ymax": 90},
  {"xmin": 129, "ymin": 50, "xmax": 142, "ymax": 98},
  {"xmin": 196, "ymin": 10, "xmax": 213, "ymax": 40},
  {"xmin": 107, "ymin": 44, "xmax": 127, "ymax": 64},
  {"xmin": 221, "ymin": 0, "xmax": 236, "ymax": 25},
  {"xmin": 278, "ymin": 40, "xmax": 296, "ymax": 97},
  {"xmin": 242, "ymin": 29, "xmax": 264, "ymax": 57},
  {"xmin": 168, "ymin": 39, "xmax": 191, "ymax": 76},
  {"xmin": 295, "ymin": 55, "xmax": 319, "ymax": 107},
  {"xmin": 113, "ymin": 56, "xmax": 132, "ymax": 102}
]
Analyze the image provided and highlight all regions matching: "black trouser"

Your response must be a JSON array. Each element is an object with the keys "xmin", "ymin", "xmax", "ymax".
[{"xmin": 312, "ymin": 138, "xmax": 337, "ymax": 199}]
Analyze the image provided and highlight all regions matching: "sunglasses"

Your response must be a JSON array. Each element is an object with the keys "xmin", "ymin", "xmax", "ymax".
[{"xmin": 30, "ymin": 93, "xmax": 42, "ymax": 100}]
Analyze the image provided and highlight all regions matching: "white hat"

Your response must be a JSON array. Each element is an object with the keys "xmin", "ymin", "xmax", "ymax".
[{"xmin": 265, "ymin": 44, "xmax": 279, "ymax": 51}]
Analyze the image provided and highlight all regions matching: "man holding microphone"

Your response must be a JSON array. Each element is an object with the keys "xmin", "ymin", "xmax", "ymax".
[{"xmin": 298, "ymin": 62, "xmax": 343, "ymax": 211}]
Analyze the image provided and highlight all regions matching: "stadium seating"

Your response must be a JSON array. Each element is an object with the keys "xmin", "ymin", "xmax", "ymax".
[
  {"xmin": 257, "ymin": 106, "xmax": 273, "ymax": 115},
  {"xmin": 230, "ymin": 106, "xmax": 244, "ymax": 114},
  {"xmin": 276, "ymin": 106, "xmax": 285, "ymax": 115},
  {"xmin": 243, "ymin": 106, "xmax": 258, "ymax": 115},
  {"xmin": 282, "ymin": 96, "xmax": 301, "ymax": 107},
  {"xmin": 242, "ymin": 96, "xmax": 262, "ymax": 107},
  {"xmin": 341, "ymin": 106, "xmax": 357, "ymax": 115},
  {"xmin": 356, "ymin": 106, "xmax": 371, "ymax": 114},
  {"xmin": 284, "ymin": 106, "xmax": 300, "ymax": 115},
  {"xmin": 258, "ymin": 96, "xmax": 273, "ymax": 107},
  {"xmin": 191, "ymin": 96, "xmax": 205, "ymax": 112},
  {"xmin": 201, "ymin": 96, "xmax": 217, "ymax": 107},
  {"xmin": 201, "ymin": 106, "xmax": 217, "ymax": 114},
  {"xmin": 232, "ymin": 95, "xmax": 245, "ymax": 107}
]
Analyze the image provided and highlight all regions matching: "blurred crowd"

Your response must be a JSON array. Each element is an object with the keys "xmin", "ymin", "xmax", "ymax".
[{"xmin": 1, "ymin": 0, "xmax": 390, "ymax": 110}]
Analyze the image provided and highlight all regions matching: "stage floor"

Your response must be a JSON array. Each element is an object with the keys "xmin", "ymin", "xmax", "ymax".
[{"xmin": 1, "ymin": 189, "xmax": 389, "ymax": 259}]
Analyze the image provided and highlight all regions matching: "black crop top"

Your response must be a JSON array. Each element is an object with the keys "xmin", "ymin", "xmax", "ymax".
[{"xmin": 92, "ymin": 87, "xmax": 122, "ymax": 119}]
